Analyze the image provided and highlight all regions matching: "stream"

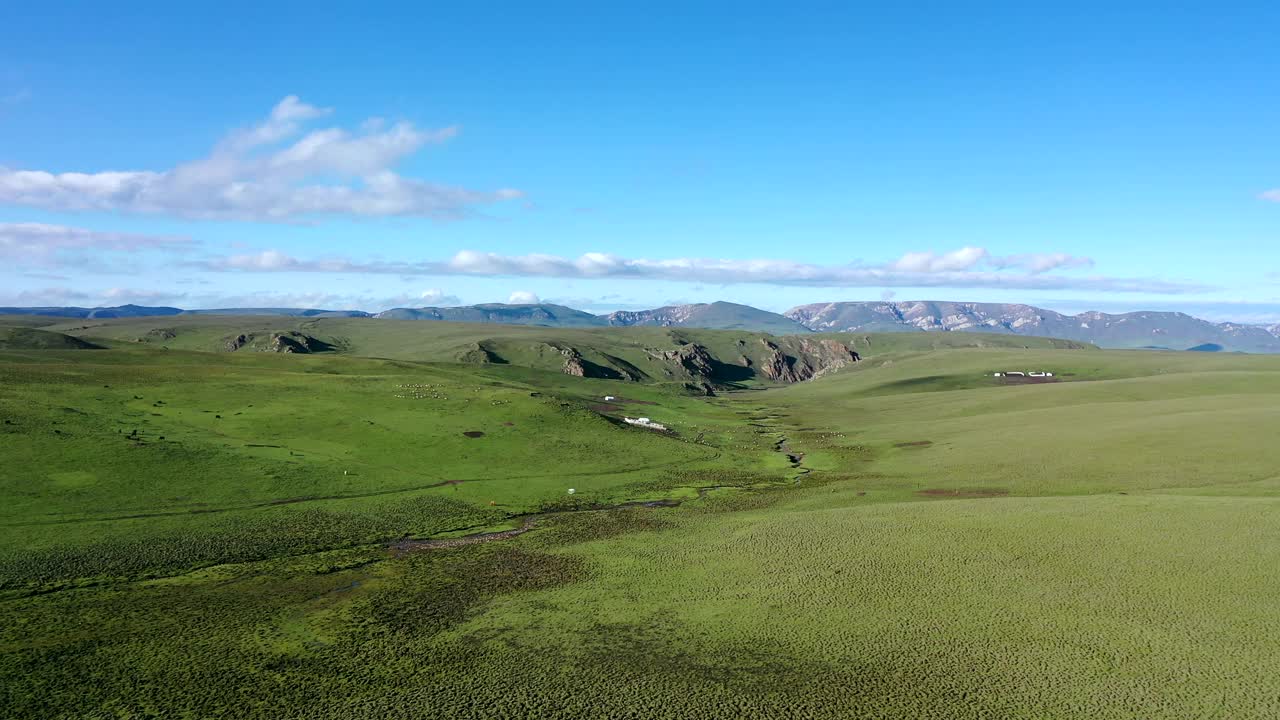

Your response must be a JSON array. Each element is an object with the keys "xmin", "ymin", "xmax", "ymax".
[{"xmin": 395, "ymin": 421, "xmax": 810, "ymax": 552}]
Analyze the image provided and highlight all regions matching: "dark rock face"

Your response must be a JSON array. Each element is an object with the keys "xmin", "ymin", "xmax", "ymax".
[
  {"xmin": 758, "ymin": 338, "xmax": 860, "ymax": 383},
  {"xmin": 656, "ymin": 343, "xmax": 717, "ymax": 377},
  {"xmin": 223, "ymin": 331, "xmax": 333, "ymax": 353},
  {"xmin": 456, "ymin": 342, "xmax": 504, "ymax": 364},
  {"xmin": 557, "ymin": 346, "xmax": 637, "ymax": 380},
  {"xmin": 268, "ymin": 332, "xmax": 333, "ymax": 353},
  {"xmin": 561, "ymin": 347, "xmax": 588, "ymax": 377}
]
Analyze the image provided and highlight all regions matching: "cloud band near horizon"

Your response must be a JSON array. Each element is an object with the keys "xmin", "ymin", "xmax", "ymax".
[{"xmin": 193, "ymin": 246, "xmax": 1209, "ymax": 294}]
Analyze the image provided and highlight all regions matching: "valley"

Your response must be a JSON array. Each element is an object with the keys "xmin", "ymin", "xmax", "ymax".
[{"xmin": 3, "ymin": 317, "xmax": 1279, "ymax": 717}]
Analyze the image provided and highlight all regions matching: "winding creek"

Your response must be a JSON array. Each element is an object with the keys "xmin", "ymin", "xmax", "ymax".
[{"xmin": 392, "ymin": 422, "xmax": 809, "ymax": 552}]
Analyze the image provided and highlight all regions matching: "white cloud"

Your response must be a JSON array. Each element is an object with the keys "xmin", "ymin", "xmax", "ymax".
[
  {"xmin": 1261, "ymin": 189, "xmax": 1280, "ymax": 202},
  {"xmin": 1, "ymin": 286, "xmax": 187, "ymax": 307},
  {"xmin": 507, "ymin": 290, "xmax": 541, "ymax": 304},
  {"xmin": 193, "ymin": 246, "xmax": 1208, "ymax": 294},
  {"xmin": 889, "ymin": 246, "xmax": 988, "ymax": 272},
  {"xmin": 989, "ymin": 252, "xmax": 1094, "ymax": 274},
  {"xmin": 0, "ymin": 286, "xmax": 460, "ymax": 313},
  {"xmin": 0, "ymin": 222, "xmax": 192, "ymax": 266},
  {"xmin": 0, "ymin": 96, "xmax": 522, "ymax": 221},
  {"xmin": 418, "ymin": 288, "xmax": 461, "ymax": 305}
]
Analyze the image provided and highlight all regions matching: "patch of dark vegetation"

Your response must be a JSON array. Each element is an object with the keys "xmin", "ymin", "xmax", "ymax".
[
  {"xmin": 917, "ymin": 488, "xmax": 1009, "ymax": 498},
  {"xmin": 533, "ymin": 507, "xmax": 673, "ymax": 546},
  {"xmin": 462, "ymin": 431, "xmax": 485, "ymax": 438},
  {"xmin": 894, "ymin": 440, "xmax": 933, "ymax": 448},
  {"xmin": 0, "ymin": 495, "xmax": 505, "ymax": 596},
  {"xmin": 356, "ymin": 546, "xmax": 587, "ymax": 640},
  {"xmin": 691, "ymin": 475, "xmax": 833, "ymax": 514},
  {"xmin": 0, "ymin": 544, "xmax": 586, "ymax": 718}
]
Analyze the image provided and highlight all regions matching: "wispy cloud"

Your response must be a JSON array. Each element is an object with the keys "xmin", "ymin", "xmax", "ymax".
[
  {"xmin": 193, "ymin": 246, "xmax": 1209, "ymax": 294},
  {"xmin": 0, "ymin": 88, "xmax": 30, "ymax": 107},
  {"xmin": 1, "ymin": 286, "xmax": 188, "ymax": 307},
  {"xmin": 0, "ymin": 96, "xmax": 522, "ymax": 222},
  {"xmin": 507, "ymin": 290, "xmax": 540, "ymax": 304},
  {"xmin": 1261, "ymin": 189, "xmax": 1280, "ymax": 203},
  {"xmin": 888, "ymin": 247, "xmax": 989, "ymax": 273},
  {"xmin": 417, "ymin": 288, "xmax": 462, "ymax": 306},
  {"xmin": 1, "ymin": 222, "xmax": 192, "ymax": 267},
  {"xmin": 0, "ymin": 286, "xmax": 466, "ymax": 312}
]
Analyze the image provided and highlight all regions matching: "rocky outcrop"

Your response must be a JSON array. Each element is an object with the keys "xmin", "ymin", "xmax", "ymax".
[
  {"xmin": 655, "ymin": 343, "xmax": 716, "ymax": 376},
  {"xmin": 455, "ymin": 333, "xmax": 861, "ymax": 388},
  {"xmin": 558, "ymin": 346, "xmax": 639, "ymax": 380},
  {"xmin": 223, "ymin": 331, "xmax": 333, "ymax": 353},
  {"xmin": 758, "ymin": 338, "xmax": 860, "ymax": 383},
  {"xmin": 269, "ymin": 333, "xmax": 311, "ymax": 353},
  {"xmin": 224, "ymin": 333, "xmax": 251, "ymax": 351},
  {"xmin": 561, "ymin": 347, "xmax": 588, "ymax": 377},
  {"xmin": 456, "ymin": 342, "xmax": 504, "ymax": 364}
]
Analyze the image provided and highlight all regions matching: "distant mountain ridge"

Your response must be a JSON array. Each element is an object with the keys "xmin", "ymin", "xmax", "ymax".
[
  {"xmin": 0, "ymin": 303, "xmax": 184, "ymax": 319},
  {"xmin": 785, "ymin": 301, "xmax": 1280, "ymax": 353},
  {"xmin": 4, "ymin": 300, "xmax": 1280, "ymax": 352},
  {"xmin": 605, "ymin": 301, "xmax": 809, "ymax": 334},
  {"xmin": 375, "ymin": 303, "xmax": 603, "ymax": 326}
]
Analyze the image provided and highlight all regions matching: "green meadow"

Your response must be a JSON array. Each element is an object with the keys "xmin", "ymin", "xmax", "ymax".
[{"xmin": 3, "ymin": 320, "xmax": 1280, "ymax": 718}]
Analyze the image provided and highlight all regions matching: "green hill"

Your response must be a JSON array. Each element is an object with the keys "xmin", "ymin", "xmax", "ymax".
[
  {"xmin": 45, "ymin": 315, "xmax": 1092, "ymax": 391},
  {"xmin": 9, "ymin": 325, "xmax": 1280, "ymax": 719},
  {"xmin": 0, "ymin": 327, "xmax": 102, "ymax": 350}
]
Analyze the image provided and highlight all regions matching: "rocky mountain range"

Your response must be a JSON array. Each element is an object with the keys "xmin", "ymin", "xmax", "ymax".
[
  {"xmin": 784, "ymin": 301, "xmax": 1280, "ymax": 353},
  {"xmin": 604, "ymin": 302, "xmax": 809, "ymax": 334},
  {"xmin": 5, "ymin": 299, "xmax": 1280, "ymax": 352}
]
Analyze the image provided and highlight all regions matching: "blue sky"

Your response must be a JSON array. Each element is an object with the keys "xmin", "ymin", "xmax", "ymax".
[{"xmin": 2, "ymin": 2, "xmax": 1278, "ymax": 320}]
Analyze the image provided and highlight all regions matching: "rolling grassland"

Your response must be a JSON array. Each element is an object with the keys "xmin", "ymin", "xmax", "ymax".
[{"xmin": 2, "ymin": 323, "xmax": 1278, "ymax": 718}]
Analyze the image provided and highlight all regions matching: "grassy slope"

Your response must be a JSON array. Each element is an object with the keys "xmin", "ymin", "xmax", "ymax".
[
  {"xmin": 4, "ymin": 340, "xmax": 1280, "ymax": 718},
  {"xmin": 0, "ymin": 326, "xmax": 101, "ymax": 350}
]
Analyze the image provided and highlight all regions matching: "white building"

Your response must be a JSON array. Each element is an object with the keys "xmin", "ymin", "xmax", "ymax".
[{"xmin": 624, "ymin": 417, "xmax": 668, "ymax": 431}]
